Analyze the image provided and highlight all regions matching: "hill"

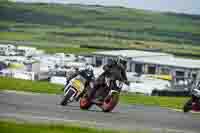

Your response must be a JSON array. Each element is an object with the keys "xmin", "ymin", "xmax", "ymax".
[{"xmin": 0, "ymin": 1, "xmax": 200, "ymax": 57}]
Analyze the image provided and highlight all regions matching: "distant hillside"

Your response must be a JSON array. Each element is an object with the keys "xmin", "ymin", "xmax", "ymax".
[{"xmin": 0, "ymin": 1, "xmax": 200, "ymax": 57}]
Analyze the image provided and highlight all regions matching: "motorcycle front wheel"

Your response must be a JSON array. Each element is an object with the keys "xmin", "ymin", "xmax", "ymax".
[
  {"xmin": 60, "ymin": 89, "xmax": 75, "ymax": 106},
  {"xmin": 183, "ymin": 99, "xmax": 192, "ymax": 113}
]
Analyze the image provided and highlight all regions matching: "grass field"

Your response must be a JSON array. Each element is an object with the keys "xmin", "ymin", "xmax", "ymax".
[
  {"xmin": 37, "ymin": 46, "xmax": 97, "ymax": 54},
  {"xmin": 0, "ymin": 77, "xmax": 189, "ymax": 109},
  {"xmin": 0, "ymin": 1, "xmax": 200, "ymax": 57},
  {"xmin": 0, "ymin": 120, "xmax": 148, "ymax": 133}
]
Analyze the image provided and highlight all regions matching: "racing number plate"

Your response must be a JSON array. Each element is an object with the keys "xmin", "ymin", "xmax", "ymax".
[{"xmin": 72, "ymin": 79, "xmax": 84, "ymax": 92}]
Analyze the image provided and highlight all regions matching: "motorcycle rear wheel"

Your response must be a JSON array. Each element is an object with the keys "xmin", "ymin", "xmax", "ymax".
[
  {"xmin": 80, "ymin": 97, "xmax": 92, "ymax": 110},
  {"xmin": 102, "ymin": 92, "xmax": 119, "ymax": 112}
]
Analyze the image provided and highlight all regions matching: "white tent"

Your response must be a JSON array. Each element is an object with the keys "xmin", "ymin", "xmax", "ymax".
[
  {"xmin": 122, "ymin": 75, "xmax": 170, "ymax": 95},
  {"xmin": 50, "ymin": 76, "xmax": 66, "ymax": 85}
]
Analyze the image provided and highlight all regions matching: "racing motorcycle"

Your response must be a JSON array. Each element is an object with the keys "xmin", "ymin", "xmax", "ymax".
[
  {"xmin": 60, "ymin": 74, "xmax": 88, "ymax": 106},
  {"xmin": 79, "ymin": 77, "xmax": 124, "ymax": 112},
  {"xmin": 183, "ymin": 81, "xmax": 200, "ymax": 113}
]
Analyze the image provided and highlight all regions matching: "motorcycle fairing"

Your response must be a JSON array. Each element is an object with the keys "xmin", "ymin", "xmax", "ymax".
[{"xmin": 71, "ymin": 79, "xmax": 85, "ymax": 93}]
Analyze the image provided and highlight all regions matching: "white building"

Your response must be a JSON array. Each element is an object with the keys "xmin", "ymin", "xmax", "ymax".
[
  {"xmin": 12, "ymin": 70, "xmax": 35, "ymax": 80},
  {"xmin": 17, "ymin": 46, "xmax": 43, "ymax": 56},
  {"xmin": 0, "ymin": 44, "xmax": 16, "ymax": 56},
  {"xmin": 0, "ymin": 56, "xmax": 27, "ymax": 64},
  {"xmin": 91, "ymin": 50, "xmax": 200, "ymax": 90},
  {"xmin": 92, "ymin": 50, "xmax": 173, "ymax": 72}
]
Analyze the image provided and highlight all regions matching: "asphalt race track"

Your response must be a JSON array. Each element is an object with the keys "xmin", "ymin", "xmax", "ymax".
[{"xmin": 0, "ymin": 91, "xmax": 200, "ymax": 133}]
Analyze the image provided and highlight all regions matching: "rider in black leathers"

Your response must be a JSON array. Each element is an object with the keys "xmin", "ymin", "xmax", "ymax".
[{"xmin": 87, "ymin": 56, "xmax": 129, "ymax": 102}]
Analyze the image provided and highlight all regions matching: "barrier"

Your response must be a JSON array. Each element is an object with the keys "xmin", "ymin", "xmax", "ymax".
[{"xmin": 151, "ymin": 89, "xmax": 190, "ymax": 97}]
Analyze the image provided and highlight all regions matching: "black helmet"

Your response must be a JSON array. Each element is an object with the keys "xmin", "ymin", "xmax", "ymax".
[{"xmin": 117, "ymin": 56, "xmax": 127, "ymax": 68}]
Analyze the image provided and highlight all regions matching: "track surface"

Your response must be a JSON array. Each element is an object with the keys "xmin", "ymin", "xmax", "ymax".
[{"xmin": 0, "ymin": 91, "xmax": 200, "ymax": 133}]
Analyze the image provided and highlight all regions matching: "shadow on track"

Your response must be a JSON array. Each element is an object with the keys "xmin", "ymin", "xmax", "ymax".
[{"xmin": 59, "ymin": 103, "xmax": 121, "ymax": 114}]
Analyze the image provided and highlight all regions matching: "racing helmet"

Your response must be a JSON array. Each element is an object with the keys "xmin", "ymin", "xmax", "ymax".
[
  {"xmin": 84, "ymin": 64, "xmax": 94, "ymax": 78},
  {"xmin": 85, "ymin": 64, "xmax": 94, "ymax": 72},
  {"xmin": 117, "ymin": 56, "xmax": 128, "ymax": 68}
]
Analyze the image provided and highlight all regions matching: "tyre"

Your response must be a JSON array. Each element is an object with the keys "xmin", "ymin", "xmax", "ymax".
[
  {"xmin": 80, "ymin": 97, "xmax": 92, "ymax": 110},
  {"xmin": 102, "ymin": 92, "xmax": 119, "ymax": 112},
  {"xmin": 183, "ymin": 99, "xmax": 192, "ymax": 113},
  {"xmin": 60, "ymin": 89, "xmax": 75, "ymax": 106}
]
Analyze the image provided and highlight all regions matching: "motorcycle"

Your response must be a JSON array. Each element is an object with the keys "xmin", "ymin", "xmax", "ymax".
[
  {"xmin": 60, "ymin": 74, "xmax": 88, "ymax": 106},
  {"xmin": 79, "ymin": 77, "xmax": 124, "ymax": 112},
  {"xmin": 183, "ymin": 88, "xmax": 200, "ymax": 112}
]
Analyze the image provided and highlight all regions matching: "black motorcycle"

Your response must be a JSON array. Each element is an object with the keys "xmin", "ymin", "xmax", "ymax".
[{"xmin": 79, "ymin": 77, "xmax": 124, "ymax": 112}]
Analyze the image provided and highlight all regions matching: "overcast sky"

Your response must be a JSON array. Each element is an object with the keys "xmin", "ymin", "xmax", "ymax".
[{"xmin": 12, "ymin": 0, "xmax": 200, "ymax": 15}]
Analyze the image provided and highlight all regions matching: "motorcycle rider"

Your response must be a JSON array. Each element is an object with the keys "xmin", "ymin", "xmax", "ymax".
[
  {"xmin": 87, "ymin": 56, "xmax": 129, "ymax": 102},
  {"xmin": 67, "ymin": 64, "xmax": 94, "ymax": 82},
  {"xmin": 65, "ymin": 64, "xmax": 95, "ymax": 101}
]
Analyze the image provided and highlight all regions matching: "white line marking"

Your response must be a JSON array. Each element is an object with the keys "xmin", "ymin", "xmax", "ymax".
[
  {"xmin": 170, "ymin": 108, "xmax": 200, "ymax": 114},
  {"xmin": 1, "ymin": 90, "xmax": 57, "ymax": 96}
]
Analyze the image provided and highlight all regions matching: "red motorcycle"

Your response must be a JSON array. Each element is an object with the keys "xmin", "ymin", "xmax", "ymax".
[
  {"xmin": 79, "ymin": 77, "xmax": 124, "ymax": 112},
  {"xmin": 183, "ymin": 88, "xmax": 200, "ymax": 112}
]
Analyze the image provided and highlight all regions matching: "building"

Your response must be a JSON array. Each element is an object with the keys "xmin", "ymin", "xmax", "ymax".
[
  {"xmin": 133, "ymin": 56, "xmax": 200, "ymax": 79},
  {"xmin": 0, "ymin": 56, "xmax": 27, "ymax": 64},
  {"xmin": 0, "ymin": 44, "xmax": 16, "ymax": 56},
  {"xmin": 92, "ymin": 50, "xmax": 173, "ymax": 72},
  {"xmin": 91, "ymin": 50, "xmax": 200, "ymax": 90}
]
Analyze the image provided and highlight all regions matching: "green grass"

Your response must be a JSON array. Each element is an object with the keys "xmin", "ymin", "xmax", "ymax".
[
  {"xmin": 0, "ymin": 120, "xmax": 147, "ymax": 133},
  {"xmin": 0, "ymin": 77, "xmax": 189, "ymax": 109},
  {"xmin": 0, "ymin": 32, "xmax": 35, "ymax": 41},
  {"xmin": 0, "ymin": 1, "xmax": 200, "ymax": 57},
  {"xmin": 0, "ymin": 77, "xmax": 62, "ymax": 94},
  {"xmin": 120, "ymin": 93, "xmax": 189, "ymax": 109},
  {"xmin": 37, "ymin": 46, "xmax": 97, "ymax": 54}
]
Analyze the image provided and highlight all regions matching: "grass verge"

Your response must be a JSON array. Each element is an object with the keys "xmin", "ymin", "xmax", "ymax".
[
  {"xmin": 0, "ymin": 77, "xmax": 62, "ymax": 94},
  {"xmin": 0, "ymin": 120, "xmax": 147, "ymax": 133},
  {"xmin": 0, "ymin": 77, "xmax": 189, "ymax": 109},
  {"xmin": 120, "ymin": 93, "xmax": 189, "ymax": 109}
]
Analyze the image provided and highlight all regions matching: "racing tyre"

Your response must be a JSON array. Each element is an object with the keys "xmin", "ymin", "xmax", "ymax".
[
  {"xmin": 183, "ymin": 99, "xmax": 192, "ymax": 113},
  {"xmin": 102, "ymin": 92, "xmax": 119, "ymax": 112},
  {"xmin": 60, "ymin": 89, "xmax": 75, "ymax": 106},
  {"xmin": 80, "ymin": 97, "xmax": 92, "ymax": 110}
]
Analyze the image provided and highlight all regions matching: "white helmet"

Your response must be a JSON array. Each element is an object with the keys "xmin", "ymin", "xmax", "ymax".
[{"xmin": 85, "ymin": 64, "xmax": 94, "ymax": 72}]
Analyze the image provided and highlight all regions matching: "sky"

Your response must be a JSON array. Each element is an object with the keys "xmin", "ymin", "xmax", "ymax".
[{"xmin": 11, "ymin": 0, "xmax": 200, "ymax": 15}]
